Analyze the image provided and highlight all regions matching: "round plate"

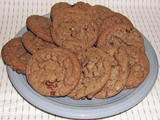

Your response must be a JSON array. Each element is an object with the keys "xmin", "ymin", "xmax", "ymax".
[{"xmin": 7, "ymin": 14, "xmax": 159, "ymax": 119}]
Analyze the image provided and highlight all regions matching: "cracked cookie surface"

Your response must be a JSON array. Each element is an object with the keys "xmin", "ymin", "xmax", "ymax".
[
  {"xmin": 51, "ymin": 2, "xmax": 71, "ymax": 20},
  {"xmin": 87, "ymin": 5, "xmax": 115, "ymax": 29},
  {"xmin": 97, "ymin": 24, "xmax": 145, "ymax": 50},
  {"xmin": 95, "ymin": 47, "xmax": 128, "ymax": 98},
  {"xmin": 2, "ymin": 37, "xmax": 31, "ymax": 74},
  {"xmin": 27, "ymin": 15, "xmax": 53, "ymax": 43},
  {"xmin": 51, "ymin": 7, "xmax": 99, "ymax": 53},
  {"xmin": 97, "ymin": 29, "xmax": 149, "ymax": 89},
  {"xmin": 124, "ymin": 46, "xmax": 149, "ymax": 89},
  {"xmin": 26, "ymin": 47, "xmax": 81, "ymax": 97},
  {"xmin": 68, "ymin": 48, "xmax": 111, "ymax": 100},
  {"xmin": 100, "ymin": 13, "xmax": 133, "ymax": 35},
  {"xmin": 22, "ymin": 31, "xmax": 57, "ymax": 54}
]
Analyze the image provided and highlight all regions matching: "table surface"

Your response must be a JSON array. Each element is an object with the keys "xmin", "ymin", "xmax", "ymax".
[{"xmin": 0, "ymin": 0, "xmax": 160, "ymax": 120}]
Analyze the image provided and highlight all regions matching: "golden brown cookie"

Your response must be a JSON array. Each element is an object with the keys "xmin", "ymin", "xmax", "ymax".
[
  {"xmin": 51, "ymin": 2, "xmax": 71, "ymax": 20},
  {"xmin": 87, "ymin": 5, "xmax": 115, "ymax": 28},
  {"xmin": 26, "ymin": 15, "xmax": 53, "ymax": 43},
  {"xmin": 97, "ymin": 24, "xmax": 145, "ymax": 51},
  {"xmin": 72, "ymin": 2, "xmax": 91, "ymax": 11},
  {"xmin": 1, "ymin": 37, "xmax": 31, "ymax": 74},
  {"xmin": 68, "ymin": 48, "xmax": 111, "ymax": 100},
  {"xmin": 95, "ymin": 47, "xmax": 128, "ymax": 98},
  {"xmin": 22, "ymin": 31, "xmax": 57, "ymax": 54},
  {"xmin": 124, "ymin": 46, "xmax": 150, "ymax": 89},
  {"xmin": 100, "ymin": 13, "xmax": 133, "ymax": 35},
  {"xmin": 26, "ymin": 47, "xmax": 81, "ymax": 97},
  {"xmin": 51, "ymin": 7, "xmax": 99, "ymax": 53}
]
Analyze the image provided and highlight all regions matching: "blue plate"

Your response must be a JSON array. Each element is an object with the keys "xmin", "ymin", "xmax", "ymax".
[{"xmin": 7, "ymin": 14, "xmax": 159, "ymax": 119}]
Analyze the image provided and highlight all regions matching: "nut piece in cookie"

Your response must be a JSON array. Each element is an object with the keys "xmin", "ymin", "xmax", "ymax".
[
  {"xmin": 26, "ymin": 15, "xmax": 53, "ymax": 43},
  {"xmin": 2, "ymin": 37, "xmax": 31, "ymax": 74},
  {"xmin": 68, "ymin": 48, "xmax": 111, "ymax": 100},
  {"xmin": 97, "ymin": 24, "xmax": 145, "ymax": 51},
  {"xmin": 22, "ymin": 31, "xmax": 57, "ymax": 54},
  {"xmin": 95, "ymin": 47, "xmax": 129, "ymax": 98},
  {"xmin": 124, "ymin": 46, "xmax": 150, "ymax": 89},
  {"xmin": 51, "ymin": 2, "xmax": 71, "ymax": 20},
  {"xmin": 72, "ymin": 2, "xmax": 91, "ymax": 11},
  {"xmin": 87, "ymin": 5, "xmax": 115, "ymax": 28},
  {"xmin": 100, "ymin": 13, "xmax": 133, "ymax": 35},
  {"xmin": 51, "ymin": 7, "xmax": 99, "ymax": 53},
  {"xmin": 26, "ymin": 48, "xmax": 81, "ymax": 97}
]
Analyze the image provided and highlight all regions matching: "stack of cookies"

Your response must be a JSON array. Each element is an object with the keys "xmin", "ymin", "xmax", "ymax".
[{"xmin": 1, "ymin": 2, "xmax": 150, "ymax": 100}]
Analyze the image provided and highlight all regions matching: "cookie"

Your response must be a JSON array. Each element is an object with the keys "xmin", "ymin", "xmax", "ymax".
[
  {"xmin": 95, "ymin": 47, "xmax": 128, "ymax": 98},
  {"xmin": 51, "ymin": 7, "xmax": 99, "ymax": 53},
  {"xmin": 72, "ymin": 2, "xmax": 91, "ymax": 11},
  {"xmin": 87, "ymin": 5, "xmax": 115, "ymax": 28},
  {"xmin": 51, "ymin": 2, "xmax": 71, "ymax": 20},
  {"xmin": 22, "ymin": 31, "xmax": 57, "ymax": 54},
  {"xmin": 100, "ymin": 13, "xmax": 133, "ymax": 35},
  {"xmin": 1, "ymin": 37, "xmax": 31, "ymax": 74},
  {"xmin": 26, "ymin": 15, "xmax": 53, "ymax": 43},
  {"xmin": 97, "ymin": 24, "xmax": 145, "ymax": 50},
  {"xmin": 26, "ymin": 47, "xmax": 81, "ymax": 97},
  {"xmin": 68, "ymin": 48, "xmax": 111, "ymax": 100},
  {"xmin": 124, "ymin": 46, "xmax": 150, "ymax": 89}
]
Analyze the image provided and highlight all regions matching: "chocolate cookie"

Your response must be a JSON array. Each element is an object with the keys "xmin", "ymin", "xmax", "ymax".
[
  {"xmin": 95, "ymin": 47, "xmax": 128, "ymax": 98},
  {"xmin": 51, "ymin": 7, "xmax": 99, "ymax": 53},
  {"xmin": 97, "ymin": 24, "xmax": 145, "ymax": 50},
  {"xmin": 72, "ymin": 2, "xmax": 91, "ymax": 11},
  {"xmin": 124, "ymin": 46, "xmax": 150, "ymax": 89},
  {"xmin": 87, "ymin": 5, "xmax": 115, "ymax": 28},
  {"xmin": 26, "ymin": 47, "xmax": 81, "ymax": 97},
  {"xmin": 26, "ymin": 15, "xmax": 53, "ymax": 43},
  {"xmin": 2, "ymin": 37, "xmax": 31, "ymax": 74},
  {"xmin": 68, "ymin": 48, "xmax": 111, "ymax": 100},
  {"xmin": 100, "ymin": 13, "xmax": 133, "ymax": 35},
  {"xmin": 22, "ymin": 31, "xmax": 57, "ymax": 54},
  {"xmin": 51, "ymin": 2, "xmax": 71, "ymax": 20}
]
